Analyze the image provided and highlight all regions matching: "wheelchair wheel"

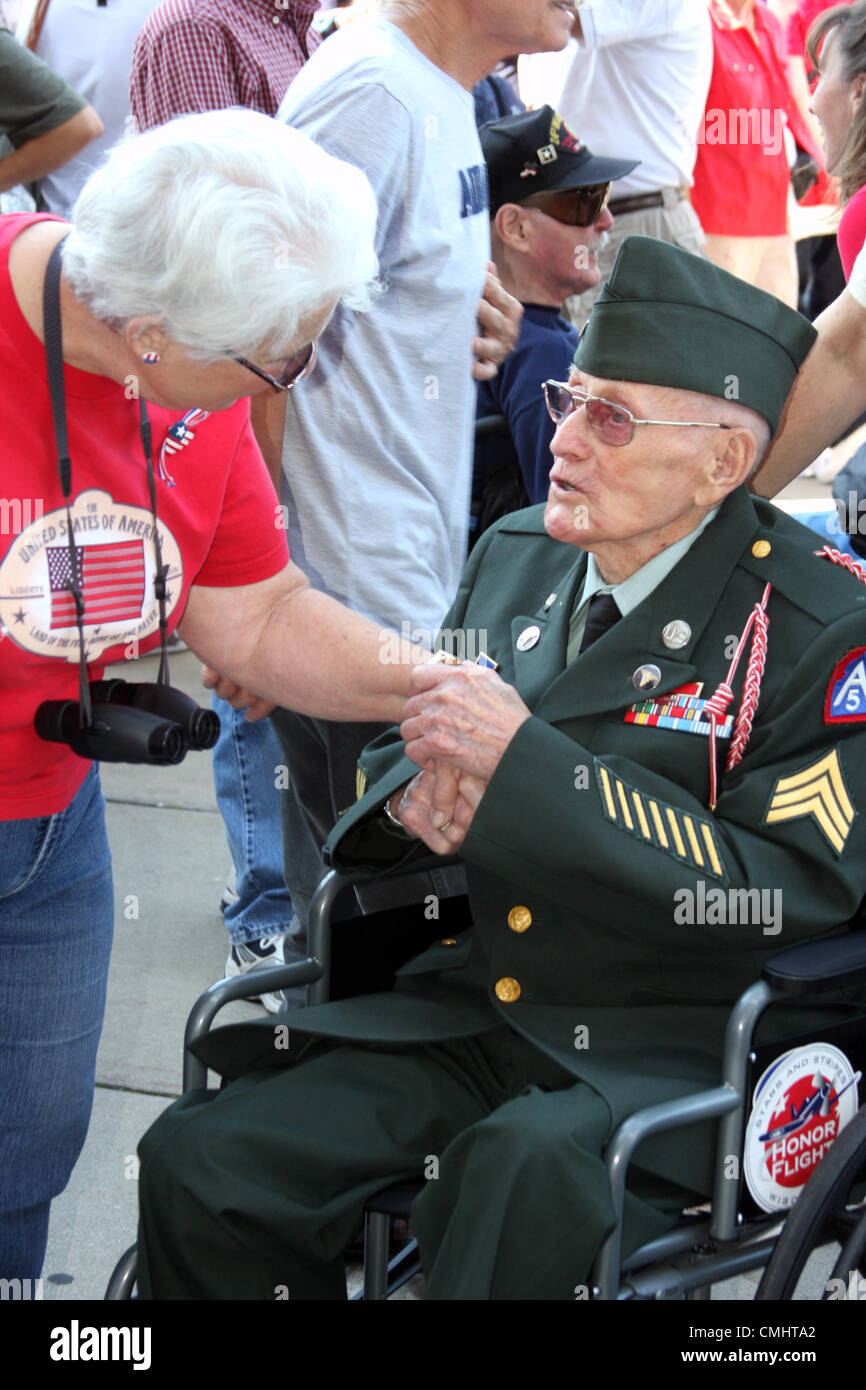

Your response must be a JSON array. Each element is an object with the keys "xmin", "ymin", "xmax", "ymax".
[{"xmin": 755, "ymin": 1102, "xmax": 866, "ymax": 1300}]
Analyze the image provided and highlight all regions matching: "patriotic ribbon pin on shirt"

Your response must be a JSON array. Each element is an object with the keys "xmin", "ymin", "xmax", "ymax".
[{"xmin": 158, "ymin": 408, "xmax": 211, "ymax": 484}]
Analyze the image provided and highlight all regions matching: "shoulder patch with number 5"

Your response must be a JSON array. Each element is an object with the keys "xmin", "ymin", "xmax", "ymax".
[{"xmin": 825, "ymin": 647, "xmax": 866, "ymax": 724}]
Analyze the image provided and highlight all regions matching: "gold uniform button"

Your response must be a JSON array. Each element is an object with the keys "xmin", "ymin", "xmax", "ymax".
[
  {"xmin": 507, "ymin": 905, "xmax": 532, "ymax": 933},
  {"xmin": 495, "ymin": 976, "xmax": 521, "ymax": 1002},
  {"xmin": 752, "ymin": 539, "xmax": 771, "ymax": 558},
  {"xmin": 440, "ymin": 937, "xmax": 457, "ymax": 946}
]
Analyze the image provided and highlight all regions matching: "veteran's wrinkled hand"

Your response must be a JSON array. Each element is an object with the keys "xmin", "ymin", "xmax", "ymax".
[
  {"xmin": 390, "ymin": 761, "xmax": 489, "ymax": 853},
  {"xmin": 400, "ymin": 660, "xmax": 532, "ymax": 783}
]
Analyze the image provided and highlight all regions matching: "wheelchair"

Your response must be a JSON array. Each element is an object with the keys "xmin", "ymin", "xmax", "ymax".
[{"xmin": 105, "ymin": 860, "xmax": 866, "ymax": 1302}]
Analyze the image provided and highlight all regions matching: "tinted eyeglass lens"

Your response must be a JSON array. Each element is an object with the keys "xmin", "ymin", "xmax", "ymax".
[
  {"xmin": 543, "ymin": 384, "xmax": 635, "ymax": 445},
  {"xmin": 572, "ymin": 182, "xmax": 611, "ymax": 226},
  {"xmin": 525, "ymin": 183, "xmax": 611, "ymax": 227},
  {"xmin": 585, "ymin": 398, "xmax": 634, "ymax": 445},
  {"xmin": 275, "ymin": 341, "xmax": 315, "ymax": 387},
  {"xmin": 544, "ymin": 382, "xmax": 575, "ymax": 423}
]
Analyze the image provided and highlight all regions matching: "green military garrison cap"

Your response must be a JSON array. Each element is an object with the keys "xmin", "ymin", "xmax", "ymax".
[{"xmin": 575, "ymin": 235, "xmax": 817, "ymax": 434}]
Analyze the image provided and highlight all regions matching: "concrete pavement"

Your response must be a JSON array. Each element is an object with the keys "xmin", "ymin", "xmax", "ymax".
[{"xmin": 41, "ymin": 645, "xmax": 262, "ymax": 1299}]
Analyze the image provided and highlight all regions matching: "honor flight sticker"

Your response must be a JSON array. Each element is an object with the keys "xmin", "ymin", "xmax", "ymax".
[
  {"xmin": 825, "ymin": 646, "xmax": 866, "ymax": 723},
  {"xmin": 744, "ymin": 1043, "xmax": 861, "ymax": 1213},
  {"xmin": 0, "ymin": 490, "xmax": 182, "ymax": 664}
]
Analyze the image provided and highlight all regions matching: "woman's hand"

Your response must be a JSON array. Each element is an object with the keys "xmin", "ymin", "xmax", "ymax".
[{"xmin": 199, "ymin": 666, "xmax": 275, "ymax": 721}]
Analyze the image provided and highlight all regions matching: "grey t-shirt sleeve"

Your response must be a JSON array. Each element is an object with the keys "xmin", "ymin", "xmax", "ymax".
[
  {"xmin": 279, "ymin": 77, "xmax": 412, "ymax": 251},
  {"xmin": 0, "ymin": 29, "xmax": 87, "ymax": 148}
]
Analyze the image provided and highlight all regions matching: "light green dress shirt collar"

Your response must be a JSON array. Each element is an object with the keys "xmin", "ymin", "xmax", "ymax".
[{"xmin": 567, "ymin": 507, "xmax": 720, "ymax": 663}]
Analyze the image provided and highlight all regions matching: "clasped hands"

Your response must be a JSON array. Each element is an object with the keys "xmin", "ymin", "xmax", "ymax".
[
  {"xmin": 390, "ymin": 659, "xmax": 531, "ymax": 853},
  {"xmin": 197, "ymin": 651, "xmax": 533, "ymax": 855}
]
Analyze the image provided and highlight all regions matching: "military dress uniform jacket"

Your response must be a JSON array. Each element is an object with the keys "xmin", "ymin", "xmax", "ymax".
[{"xmin": 196, "ymin": 486, "xmax": 866, "ymax": 1195}]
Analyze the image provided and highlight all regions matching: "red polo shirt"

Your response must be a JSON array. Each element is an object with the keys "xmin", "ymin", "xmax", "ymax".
[
  {"xmin": 786, "ymin": 0, "xmax": 851, "ymax": 77},
  {"xmin": 692, "ymin": 0, "xmax": 823, "ymax": 236}
]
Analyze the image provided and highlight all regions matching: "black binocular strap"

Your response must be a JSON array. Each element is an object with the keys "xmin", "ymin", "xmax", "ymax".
[
  {"xmin": 41, "ymin": 237, "xmax": 172, "ymax": 717},
  {"xmin": 43, "ymin": 237, "xmax": 92, "ymax": 724}
]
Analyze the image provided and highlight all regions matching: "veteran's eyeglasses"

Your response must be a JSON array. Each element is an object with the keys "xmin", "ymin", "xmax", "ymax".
[
  {"xmin": 234, "ymin": 339, "xmax": 318, "ymax": 393},
  {"xmin": 542, "ymin": 380, "xmax": 733, "ymax": 448},
  {"xmin": 522, "ymin": 182, "xmax": 612, "ymax": 227}
]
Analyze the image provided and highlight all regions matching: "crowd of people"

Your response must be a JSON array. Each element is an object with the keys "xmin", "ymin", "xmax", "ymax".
[{"xmin": 3, "ymin": 0, "xmax": 866, "ymax": 1302}]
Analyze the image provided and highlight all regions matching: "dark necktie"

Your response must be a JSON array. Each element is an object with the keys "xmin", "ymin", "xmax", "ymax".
[{"xmin": 579, "ymin": 592, "xmax": 621, "ymax": 654}]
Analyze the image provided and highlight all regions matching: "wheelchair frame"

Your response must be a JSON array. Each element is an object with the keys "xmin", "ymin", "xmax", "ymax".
[{"xmin": 105, "ymin": 862, "xmax": 866, "ymax": 1302}]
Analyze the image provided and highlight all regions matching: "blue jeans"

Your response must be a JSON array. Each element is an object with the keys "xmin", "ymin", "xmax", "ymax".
[
  {"xmin": 0, "ymin": 765, "xmax": 113, "ymax": 1279},
  {"xmin": 210, "ymin": 695, "xmax": 301, "ymax": 950}
]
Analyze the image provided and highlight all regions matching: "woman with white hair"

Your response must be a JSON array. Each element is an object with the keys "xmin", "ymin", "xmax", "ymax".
[{"xmin": 0, "ymin": 106, "xmax": 423, "ymax": 1280}]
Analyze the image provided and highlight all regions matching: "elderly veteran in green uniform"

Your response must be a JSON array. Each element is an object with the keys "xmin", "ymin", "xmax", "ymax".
[{"xmin": 135, "ymin": 238, "xmax": 866, "ymax": 1301}]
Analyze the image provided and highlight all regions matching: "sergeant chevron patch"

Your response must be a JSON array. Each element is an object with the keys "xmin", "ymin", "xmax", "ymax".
[
  {"xmin": 594, "ymin": 760, "xmax": 727, "ymax": 881},
  {"xmin": 764, "ymin": 749, "xmax": 855, "ymax": 855}
]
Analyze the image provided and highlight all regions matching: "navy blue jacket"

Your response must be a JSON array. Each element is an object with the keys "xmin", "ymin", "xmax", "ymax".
[{"xmin": 473, "ymin": 305, "xmax": 578, "ymax": 545}]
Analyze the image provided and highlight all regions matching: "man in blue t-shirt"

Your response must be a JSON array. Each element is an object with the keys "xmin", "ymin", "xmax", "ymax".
[{"xmin": 472, "ymin": 105, "xmax": 637, "ymax": 545}]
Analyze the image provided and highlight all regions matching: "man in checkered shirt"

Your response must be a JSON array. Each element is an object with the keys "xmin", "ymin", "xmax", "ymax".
[{"xmin": 130, "ymin": 0, "xmax": 320, "ymax": 130}]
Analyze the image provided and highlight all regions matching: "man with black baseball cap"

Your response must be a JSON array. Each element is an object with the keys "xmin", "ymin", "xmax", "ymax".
[{"xmin": 473, "ymin": 105, "xmax": 637, "ymax": 542}]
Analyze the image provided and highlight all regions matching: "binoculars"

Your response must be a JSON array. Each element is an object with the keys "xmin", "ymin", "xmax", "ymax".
[{"xmin": 35, "ymin": 679, "xmax": 220, "ymax": 765}]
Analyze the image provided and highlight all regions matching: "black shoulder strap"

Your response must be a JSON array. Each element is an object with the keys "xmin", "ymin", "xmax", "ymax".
[
  {"xmin": 42, "ymin": 237, "xmax": 72, "ymax": 497},
  {"xmin": 42, "ymin": 235, "xmax": 93, "ymax": 723},
  {"xmin": 41, "ymin": 234, "xmax": 171, "ymax": 706}
]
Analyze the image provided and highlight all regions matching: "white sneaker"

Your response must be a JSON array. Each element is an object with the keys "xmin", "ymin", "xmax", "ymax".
[{"xmin": 226, "ymin": 934, "xmax": 292, "ymax": 1013}]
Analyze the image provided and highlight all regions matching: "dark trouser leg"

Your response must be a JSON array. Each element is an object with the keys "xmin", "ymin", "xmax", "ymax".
[
  {"xmin": 269, "ymin": 710, "xmax": 386, "ymax": 935},
  {"xmin": 413, "ymin": 1084, "xmax": 678, "ymax": 1300},
  {"xmin": 138, "ymin": 1029, "xmax": 684, "ymax": 1301},
  {"xmin": 136, "ymin": 1036, "xmax": 509, "ymax": 1300}
]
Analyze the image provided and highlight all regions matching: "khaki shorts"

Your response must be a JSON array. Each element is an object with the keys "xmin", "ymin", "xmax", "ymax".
[{"xmin": 564, "ymin": 196, "xmax": 706, "ymax": 331}]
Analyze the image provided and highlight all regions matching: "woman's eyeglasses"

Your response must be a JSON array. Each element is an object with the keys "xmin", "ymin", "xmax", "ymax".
[
  {"xmin": 522, "ymin": 182, "xmax": 612, "ymax": 228},
  {"xmin": 542, "ymin": 380, "xmax": 732, "ymax": 448},
  {"xmin": 234, "ymin": 340, "xmax": 318, "ymax": 393}
]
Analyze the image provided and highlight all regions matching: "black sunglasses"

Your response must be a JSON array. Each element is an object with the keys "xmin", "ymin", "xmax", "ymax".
[{"xmin": 522, "ymin": 182, "xmax": 612, "ymax": 228}]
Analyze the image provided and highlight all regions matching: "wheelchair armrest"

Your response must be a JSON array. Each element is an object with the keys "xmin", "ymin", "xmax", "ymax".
[
  {"xmin": 761, "ymin": 928, "xmax": 866, "ymax": 995},
  {"xmin": 307, "ymin": 857, "xmax": 466, "ymax": 1005},
  {"xmin": 182, "ymin": 958, "xmax": 324, "ymax": 1092},
  {"xmin": 322, "ymin": 852, "xmax": 465, "ymax": 886},
  {"xmin": 183, "ymin": 856, "xmax": 467, "ymax": 1090}
]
